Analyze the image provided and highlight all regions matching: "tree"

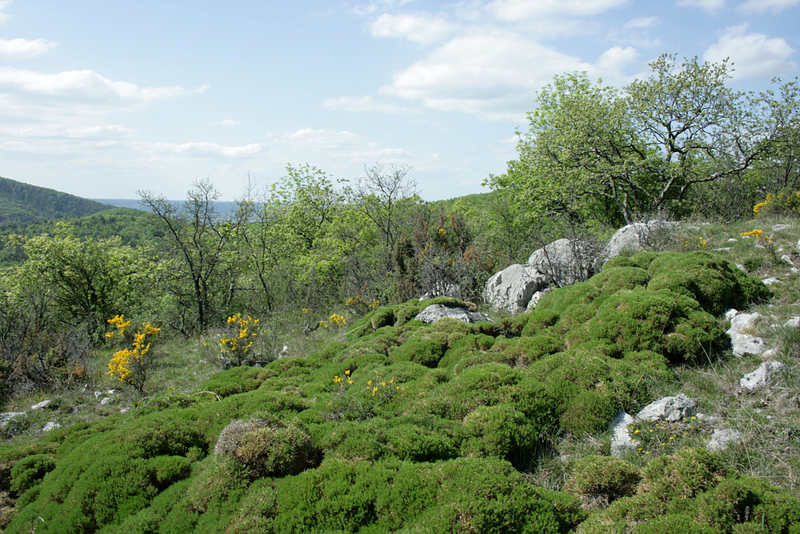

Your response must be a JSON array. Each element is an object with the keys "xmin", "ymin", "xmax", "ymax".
[
  {"xmin": 755, "ymin": 78, "xmax": 800, "ymax": 192},
  {"xmin": 489, "ymin": 55, "xmax": 781, "ymax": 225},
  {"xmin": 6, "ymin": 223, "xmax": 153, "ymax": 338},
  {"xmin": 237, "ymin": 165, "xmax": 347, "ymax": 313},
  {"xmin": 139, "ymin": 179, "xmax": 247, "ymax": 332}
]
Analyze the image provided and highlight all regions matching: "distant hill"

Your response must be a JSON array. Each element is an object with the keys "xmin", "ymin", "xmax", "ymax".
[
  {"xmin": 0, "ymin": 176, "xmax": 115, "ymax": 226},
  {"xmin": 95, "ymin": 198, "xmax": 240, "ymax": 217}
]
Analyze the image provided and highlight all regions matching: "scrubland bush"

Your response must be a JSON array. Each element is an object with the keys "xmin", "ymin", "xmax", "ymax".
[
  {"xmin": 564, "ymin": 455, "xmax": 641, "ymax": 510},
  {"xmin": 0, "ymin": 244, "xmax": 791, "ymax": 533},
  {"xmin": 215, "ymin": 418, "xmax": 317, "ymax": 478}
]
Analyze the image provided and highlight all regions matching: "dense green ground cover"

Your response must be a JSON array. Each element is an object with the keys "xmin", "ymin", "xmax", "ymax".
[{"xmin": 1, "ymin": 250, "xmax": 798, "ymax": 533}]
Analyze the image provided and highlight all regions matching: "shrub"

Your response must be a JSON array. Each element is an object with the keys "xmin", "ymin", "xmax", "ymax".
[
  {"xmin": 215, "ymin": 418, "xmax": 318, "ymax": 478},
  {"xmin": 390, "ymin": 334, "xmax": 449, "ymax": 368},
  {"xmin": 9, "ymin": 454, "xmax": 56, "ymax": 495},
  {"xmin": 217, "ymin": 313, "xmax": 261, "ymax": 368},
  {"xmin": 753, "ymin": 190, "xmax": 800, "ymax": 218},
  {"xmin": 107, "ymin": 316, "xmax": 161, "ymax": 392},
  {"xmin": 564, "ymin": 455, "xmax": 641, "ymax": 510}
]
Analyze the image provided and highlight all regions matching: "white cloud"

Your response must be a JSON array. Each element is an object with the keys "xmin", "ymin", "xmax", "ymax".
[
  {"xmin": 151, "ymin": 142, "xmax": 262, "ymax": 158},
  {"xmin": 596, "ymin": 46, "xmax": 639, "ymax": 72},
  {"xmin": 378, "ymin": 28, "xmax": 641, "ymax": 121},
  {"xmin": 738, "ymin": 0, "xmax": 800, "ymax": 12},
  {"xmin": 321, "ymin": 95, "xmax": 415, "ymax": 114},
  {"xmin": 0, "ymin": 38, "xmax": 56, "ymax": 59},
  {"xmin": 0, "ymin": 66, "xmax": 208, "ymax": 102},
  {"xmin": 0, "ymin": 123, "xmax": 133, "ymax": 138},
  {"xmin": 704, "ymin": 24, "xmax": 796, "ymax": 79},
  {"xmin": 213, "ymin": 119, "xmax": 240, "ymax": 127},
  {"xmin": 487, "ymin": 0, "xmax": 629, "ymax": 20},
  {"xmin": 370, "ymin": 13, "xmax": 457, "ymax": 45},
  {"xmin": 0, "ymin": 0, "xmax": 12, "ymax": 24},
  {"xmin": 279, "ymin": 127, "xmax": 410, "ymax": 162},
  {"xmin": 675, "ymin": 0, "xmax": 725, "ymax": 13},
  {"xmin": 625, "ymin": 16, "xmax": 660, "ymax": 29}
]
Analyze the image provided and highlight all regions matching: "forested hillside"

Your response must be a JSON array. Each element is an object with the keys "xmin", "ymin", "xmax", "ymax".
[{"xmin": 0, "ymin": 177, "xmax": 115, "ymax": 226}]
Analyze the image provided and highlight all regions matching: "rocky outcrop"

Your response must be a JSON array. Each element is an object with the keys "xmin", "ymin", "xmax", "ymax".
[
  {"xmin": 527, "ymin": 238, "xmax": 596, "ymax": 287},
  {"xmin": 740, "ymin": 361, "xmax": 785, "ymax": 391},
  {"xmin": 483, "ymin": 264, "xmax": 548, "ymax": 315},
  {"xmin": 636, "ymin": 393, "xmax": 697, "ymax": 423},
  {"xmin": 601, "ymin": 220, "xmax": 676, "ymax": 261}
]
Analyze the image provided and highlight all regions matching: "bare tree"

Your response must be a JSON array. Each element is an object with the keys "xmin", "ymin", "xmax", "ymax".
[{"xmin": 139, "ymin": 178, "xmax": 247, "ymax": 331}]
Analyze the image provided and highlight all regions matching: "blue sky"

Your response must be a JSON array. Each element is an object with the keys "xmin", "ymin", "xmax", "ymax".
[{"xmin": 0, "ymin": 0, "xmax": 798, "ymax": 202}]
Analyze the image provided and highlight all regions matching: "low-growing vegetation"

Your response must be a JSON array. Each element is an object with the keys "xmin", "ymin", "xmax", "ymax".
[{"xmin": 0, "ymin": 54, "xmax": 799, "ymax": 532}]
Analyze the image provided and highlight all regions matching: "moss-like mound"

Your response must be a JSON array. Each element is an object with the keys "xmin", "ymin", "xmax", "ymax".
[{"xmin": 0, "ymin": 252, "xmax": 787, "ymax": 533}]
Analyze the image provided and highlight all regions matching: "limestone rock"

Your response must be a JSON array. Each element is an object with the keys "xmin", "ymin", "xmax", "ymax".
[
  {"xmin": 527, "ymin": 238, "xmax": 595, "ymax": 287},
  {"xmin": 730, "ymin": 333, "xmax": 769, "ymax": 358},
  {"xmin": 31, "ymin": 400, "xmax": 51, "ymax": 411},
  {"xmin": 414, "ymin": 304, "xmax": 491, "ymax": 324},
  {"xmin": 0, "ymin": 412, "xmax": 25, "ymax": 428},
  {"xmin": 727, "ymin": 312, "xmax": 763, "ymax": 336},
  {"xmin": 483, "ymin": 264, "xmax": 548, "ymax": 314},
  {"xmin": 636, "ymin": 393, "xmax": 697, "ymax": 422},
  {"xmin": 42, "ymin": 422, "xmax": 61, "ymax": 432},
  {"xmin": 601, "ymin": 220, "xmax": 675, "ymax": 261},
  {"xmin": 609, "ymin": 411, "xmax": 637, "ymax": 457},
  {"xmin": 740, "ymin": 361, "xmax": 785, "ymax": 391},
  {"xmin": 707, "ymin": 428, "xmax": 743, "ymax": 452}
]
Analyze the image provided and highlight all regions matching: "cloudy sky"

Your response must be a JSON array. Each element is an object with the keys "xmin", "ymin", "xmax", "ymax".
[{"xmin": 0, "ymin": 0, "xmax": 798, "ymax": 202}]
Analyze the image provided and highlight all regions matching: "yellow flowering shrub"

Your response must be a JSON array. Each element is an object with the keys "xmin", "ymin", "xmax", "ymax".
[
  {"xmin": 753, "ymin": 190, "xmax": 800, "ymax": 218},
  {"xmin": 219, "ymin": 314, "xmax": 260, "ymax": 367},
  {"xmin": 330, "ymin": 369, "xmax": 403, "ymax": 421},
  {"xmin": 740, "ymin": 228, "xmax": 773, "ymax": 247},
  {"xmin": 345, "ymin": 295, "xmax": 380, "ymax": 313},
  {"xmin": 107, "ymin": 317, "xmax": 160, "ymax": 392}
]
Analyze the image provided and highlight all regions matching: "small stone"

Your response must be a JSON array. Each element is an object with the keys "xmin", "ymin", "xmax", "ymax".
[
  {"xmin": 94, "ymin": 391, "xmax": 102, "ymax": 399},
  {"xmin": 731, "ymin": 334, "xmax": 768, "ymax": 357},
  {"xmin": 707, "ymin": 428, "xmax": 742, "ymax": 452},
  {"xmin": 772, "ymin": 224, "xmax": 791, "ymax": 232},
  {"xmin": 42, "ymin": 422, "xmax": 60, "ymax": 432},
  {"xmin": 762, "ymin": 277, "xmax": 781, "ymax": 285},
  {"xmin": 100, "ymin": 397, "xmax": 111, "ymax": 406},
  {"xmin": 781, "ymin": 255, "xmax": 794, "ymax": 266},
  {"xmin": 0, "ymin": 412, "xmax": 25, "ymax": 428},
  {"xmin": 609, "ymin": 411, "xmax": 637, "ymax": 457},
  {"xmin": 740, "ymin": 361, "xmax": 785, "ymax": 391},
  {"xmin": 727, "ymin": 312, "xmax": 762, "ymax": 335},
  {"xmin": 636, "ymin": 394, "xmax": 697, "ymax": 422},
  {"xmin": 727, "ymin": 238, "xmax": 738, "ymax": 243},
  {"xmin": 783, "ymin": 317, "xmax": 800, "ymax": 329},
  {"xmin": 31, "ymin": 400, "xmax": 51, "ymax": 411},
  {"xmin": 724, "ymin": 309, "xmax": 738, "ymax": 321}
]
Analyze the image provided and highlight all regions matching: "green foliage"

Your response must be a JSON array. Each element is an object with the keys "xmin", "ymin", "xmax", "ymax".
[
  {"xmin": 5, "ymin": 223, "xmax": 161, "ymax": 339},
  {"xmin": 564, "ymin": 455, "xmax": 641, "ymax": 506},
  {"xmin": 580, "ymin": 448, "xmax": 800, "ymax": 534},
  {"xmin": 9, "ymin": 454, "xmax": 56, "ymax": 495},
  {"xmin": 0, "ymin": 176, "xmax": 114, "ymax": 226},
  {"xmin": 488, "ymin": 56, "xmax": 792, "ymax": 225},
  {"xmin": 214, "ymin": 418, "xmax": 318, "ymax": 478}
]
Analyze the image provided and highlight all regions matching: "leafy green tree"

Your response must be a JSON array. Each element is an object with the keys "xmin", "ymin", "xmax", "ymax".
[
  {"xmin": 489, "ymin": 55, "xmax": 784, "ymax": 225},
  {"xmin": 6, "ymin": 223, "xmax": 154, "ymax": 338},
  {"xmin": 755, "ymin": 78, "xmax": 800, "ymax": 192},
  {"xmin": 236, "ymin": 165, "xmax": 349, "ymax": 313}
]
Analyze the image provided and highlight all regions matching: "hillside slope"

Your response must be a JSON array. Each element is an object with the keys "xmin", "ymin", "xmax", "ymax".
[{"xmin": 0, "ymin": 176, "xmax": 114, "ymax": 226}]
